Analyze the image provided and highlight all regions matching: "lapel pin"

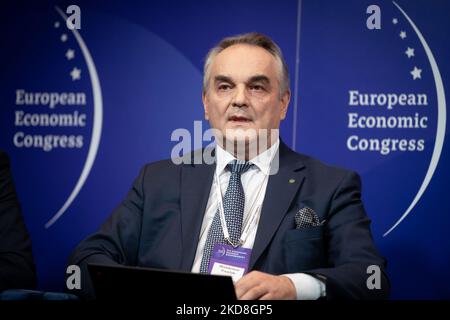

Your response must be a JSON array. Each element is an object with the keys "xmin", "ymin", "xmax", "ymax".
[{"xmin": 289, "ymin": 179, "xmax": 296, "ymax": 184}]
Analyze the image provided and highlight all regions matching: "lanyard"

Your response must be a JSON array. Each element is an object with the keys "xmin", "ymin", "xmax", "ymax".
[{"xmin": 214, "ymin": 168, "xmax": 268, "ymax": 248}]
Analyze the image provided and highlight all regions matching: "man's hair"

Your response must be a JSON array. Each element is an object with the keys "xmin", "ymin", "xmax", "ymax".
[{"xmin": 202, "ymin": 32, "xmax": 290, "ymax": 97}]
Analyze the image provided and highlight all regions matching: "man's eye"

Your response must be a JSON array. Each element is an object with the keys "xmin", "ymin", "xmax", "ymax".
[
  {"xmin": 250, "ymin": 85, "xmax": 265, "ymax": 91},
  {"xmin": 218, "ymin": 84, "xmax": 232, "ymax": 91}
]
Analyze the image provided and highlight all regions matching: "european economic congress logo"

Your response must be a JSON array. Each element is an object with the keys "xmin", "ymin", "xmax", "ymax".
[
  {"xmin": 9, "ymin": 7, "xmax": 103, "ymax": 228},
  {"xmin": 347, "ymin": 2, "xmax": 446, "ymax": 236}
]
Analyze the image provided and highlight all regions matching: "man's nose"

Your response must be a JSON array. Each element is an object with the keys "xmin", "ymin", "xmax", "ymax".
[{"xmin": 231, "ymin": 84, "xmax": 249, "ymax": 108}]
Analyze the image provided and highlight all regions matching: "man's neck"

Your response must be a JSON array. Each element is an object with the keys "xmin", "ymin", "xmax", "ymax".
[{"xmin": 218, "ymin": 137, "xmax": 279, "ymax": 161}]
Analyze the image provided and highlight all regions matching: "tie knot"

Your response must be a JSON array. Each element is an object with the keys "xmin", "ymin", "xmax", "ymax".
[{"xmin": 227, "ymin": 160, "xmax": 253, "ymax": 174}]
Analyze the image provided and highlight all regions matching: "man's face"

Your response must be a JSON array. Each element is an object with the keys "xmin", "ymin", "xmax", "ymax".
[{"xmin": 203, "ymin": 44, "xmax": 290, "ymax": 146}]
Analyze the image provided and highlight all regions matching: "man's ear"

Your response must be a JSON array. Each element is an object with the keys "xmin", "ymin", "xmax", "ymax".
[
  {"xmin": 202, "ymin": 91, "xmax": 209, "ymax": 120},
  {"xmin": 280, "ymin": 90, "xmax": 291, "ymax": 120}
]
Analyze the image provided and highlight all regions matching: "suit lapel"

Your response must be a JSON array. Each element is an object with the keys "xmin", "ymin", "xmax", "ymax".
[
  {"xmin": 179, "ymin": 152, "xmax": 215, "ymax": 271},
  {"xmin": 249, "ymin": 143, "xmax": 306, "ymax": 269}
]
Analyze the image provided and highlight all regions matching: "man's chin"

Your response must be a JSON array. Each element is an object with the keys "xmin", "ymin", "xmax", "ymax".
[{"xmin": 225, "ymin": 122, "xmax": 255, "ymax": 131}]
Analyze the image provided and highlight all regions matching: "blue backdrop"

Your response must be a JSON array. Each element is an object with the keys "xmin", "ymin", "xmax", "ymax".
[{"xmin": 0, "ymin": 0, "xmax": 448, "ymax": 299}]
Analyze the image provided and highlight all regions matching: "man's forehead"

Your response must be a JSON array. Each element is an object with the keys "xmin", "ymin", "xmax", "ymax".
[{"xmin": 210, "ymin": 44, "xmax": 278, "ymax": 76}]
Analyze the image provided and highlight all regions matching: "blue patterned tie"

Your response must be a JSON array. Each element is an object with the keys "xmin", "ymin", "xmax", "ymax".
[{"xmin": 199, "ymin": 160, "xmax": 253, "ymax": 274}]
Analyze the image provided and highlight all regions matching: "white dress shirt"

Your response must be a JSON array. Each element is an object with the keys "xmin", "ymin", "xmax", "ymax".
[{"xmin": 191, "ymin": 139, "xmax": 325, "ymax": 300}]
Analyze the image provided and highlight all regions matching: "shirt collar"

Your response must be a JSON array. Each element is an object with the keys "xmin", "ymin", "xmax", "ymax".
[{"xmin": 215, "ymin": 138, "xmax": 280, "ymax": 176}]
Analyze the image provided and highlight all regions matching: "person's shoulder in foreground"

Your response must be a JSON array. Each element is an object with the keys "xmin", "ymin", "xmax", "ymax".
[{"xmin": 0, "ymin": 150, "xmax": 37, "ymax": 292}]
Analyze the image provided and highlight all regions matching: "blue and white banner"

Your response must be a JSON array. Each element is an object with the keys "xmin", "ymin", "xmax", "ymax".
[{"xmin": 0, "ymin": 0, "xmax": 448, "ymax": 299}]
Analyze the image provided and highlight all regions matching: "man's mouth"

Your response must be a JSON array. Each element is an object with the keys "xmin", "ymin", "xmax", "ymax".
[{"xmin": 228, "ymin": 115, "xmax": 252, "ymax": 122}]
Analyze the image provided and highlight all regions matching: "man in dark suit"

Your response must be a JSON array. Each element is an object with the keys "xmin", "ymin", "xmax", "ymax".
[
  {"xmin": 0, "ymin": 150, "xmax": 36, "ymax": 292},
  {"xmin": 69, "ymin": 33, "xmax": 389, "ymax": 300}
]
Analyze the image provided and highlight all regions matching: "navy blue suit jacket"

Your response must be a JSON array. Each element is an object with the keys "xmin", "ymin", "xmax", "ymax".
[{"xmin": 69, "ymin": 142, "xmax": 389, "ymax": 299}]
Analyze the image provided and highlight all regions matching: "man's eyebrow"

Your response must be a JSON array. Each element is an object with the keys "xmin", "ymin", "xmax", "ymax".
[
  {"xmin": 214, "ymin": 75, "xmax": 234, "ymax": 83},
  {"xmin": 213, "ymin": 74, "xmax": 271, "ymax": 85},
  {"xmin": 247, "ymin": 75, "xmax": 270, "ymax": 84}
]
